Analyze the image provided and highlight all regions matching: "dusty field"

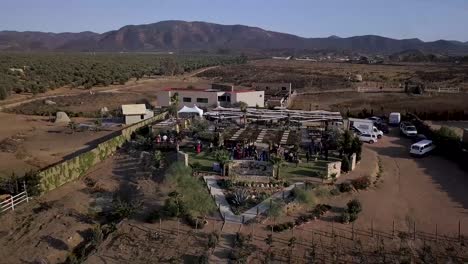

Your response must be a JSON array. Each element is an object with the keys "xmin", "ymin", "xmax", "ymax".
[
  {"xmin": 0, "ymin": 130, "xmax": 467, "ymax": 263},
  {"xmin": 0, "ymin": 149, "xmax": 213, "ymax": 263},
  {"xmin": 267, "ymin": 129, "xmax": 468, "ymax": 236},
  {"xmin": 0, "ymin": 112, "xmax": 121, "ymax": 178},
  {"xmin": 291, "ymin": 91, "xmax": 468, "ymax": 116},
  {"xmin": 198, "ymin": 59, "xmax": 468, "ymax": 91},
  {"xmin": 0, "ymin": 76, "xmax": 212, "ymax": 178}
]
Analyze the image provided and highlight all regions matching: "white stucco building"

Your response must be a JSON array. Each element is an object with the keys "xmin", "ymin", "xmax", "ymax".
[
  {"xmin": 121, "ymin": 104, "xmax": 154, "ymax": 125},
  {"xmin": 157, "ymin": 87, "xmax": 265, "ymax": 108}
]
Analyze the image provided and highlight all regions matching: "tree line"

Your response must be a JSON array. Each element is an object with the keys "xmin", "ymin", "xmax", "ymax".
[{"xmin": 0, "ymin": 53, "xmax": 247, "ymax": 100}]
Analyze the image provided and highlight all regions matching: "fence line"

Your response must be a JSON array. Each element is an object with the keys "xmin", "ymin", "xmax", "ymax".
[
  {"xmin": 426, "ymin": 87, "xmax": 460, "ymax": 93},
  {"xmin": 356, "ymin": 87, "xmax": 404, "ymax": 93},
  {"xmin": 0, "ymin": 182, "xmax": 29, "ymax": 213},
  {"xmin": 115, "ymin": 217, "xmax": 468, "ymax": 263}
]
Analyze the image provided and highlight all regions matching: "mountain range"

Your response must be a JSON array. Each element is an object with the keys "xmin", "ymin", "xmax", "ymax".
[{"xmin": 1, "ymin": 20, "xmax": 468, "ymax": 55}]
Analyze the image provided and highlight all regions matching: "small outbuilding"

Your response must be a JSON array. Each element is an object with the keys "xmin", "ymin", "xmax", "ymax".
[{"xmin": 122, "ymin": 104, "xmax": 154, "ymax": 125}]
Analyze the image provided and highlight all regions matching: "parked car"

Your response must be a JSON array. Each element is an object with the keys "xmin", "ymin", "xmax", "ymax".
[
  {"xmin": 389, "ymin": 112, "xmax": 401, "ymax": 126},
  {"xmin": 376, "ymin": 123, "xmax": 389, "ymax": 134},
  {"xmin": 368, "ymin": 116, "xmax": 383, "ymax": 125},
  {"xmin": 410, "ymin": 140, "xmax": 435, "ymax": 156},
  {"xmin": 400, "ymin": 122, "xmax": 418, "ymax": 137},
  {"xmin": 358, "ymin": 132, "xmax": 378, "ymax": 144}
]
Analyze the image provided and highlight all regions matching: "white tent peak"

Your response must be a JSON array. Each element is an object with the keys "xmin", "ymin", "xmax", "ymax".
[{"xmin": 178, "ymin": 105, "xmax": 203, "ymax": 117}]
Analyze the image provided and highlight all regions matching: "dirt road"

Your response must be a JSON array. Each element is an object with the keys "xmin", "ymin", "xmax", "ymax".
[{"xmin": 358, "ymin": 129, "xmax": 468, "ymax": 235}]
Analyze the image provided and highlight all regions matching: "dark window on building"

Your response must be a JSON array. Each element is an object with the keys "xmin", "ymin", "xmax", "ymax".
[
  {"xmin": 183, "ymin": 97, "xmax": 192, "ymax": 102},
  {"xmin": 140, "ymin": 115, "xmax": 145, "ymax": 119},
  {"xmin": 282, "ymin": 87, "xmax": 287, "ymax": 90},
  {"xmin": 259, "ymin": 94, "xmax": 262, "ymax": 97},
  {"xmin": 197, "ymin": 98, "xmax": 209, "ymax": 103},
  {"xmin": 218, "ymin": 95, "xmax": 231, "ymax": 102}
]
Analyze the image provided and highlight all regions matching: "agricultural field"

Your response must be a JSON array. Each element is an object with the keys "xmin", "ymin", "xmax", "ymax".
[
  {"xmin": 291, "ymin": 91, "xmax": 468, "ymax": 118},
  {"xmin": 0, "ymin": 53, "xmax": 246, "ymax": 100},
  {"xmin": 197, "ymin": 59, "xmax": 468, "ymax": 92}
]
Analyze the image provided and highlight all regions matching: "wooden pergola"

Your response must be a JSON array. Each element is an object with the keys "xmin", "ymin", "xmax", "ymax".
[{"xmin": 205, "ymin": 107, "xmax": 343, "ymax": 125}]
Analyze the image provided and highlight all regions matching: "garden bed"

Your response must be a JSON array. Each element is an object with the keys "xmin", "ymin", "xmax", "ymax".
[
  {"xmin": 217, "ymin": 178, "xmax": 289, "ymax": 215},
  {"xmin": 267, "ymin": 204, "xmax": 332, "ymax": 232}
]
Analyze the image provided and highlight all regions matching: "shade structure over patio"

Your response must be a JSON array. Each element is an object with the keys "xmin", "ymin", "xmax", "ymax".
[{"xmin": 205, "ymin": 107, "xmax": 342, "ymax": 124}]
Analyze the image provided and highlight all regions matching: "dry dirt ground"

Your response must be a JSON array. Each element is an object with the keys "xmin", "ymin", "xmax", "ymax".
[
  {"xmin": 197, "ymin": 59, "xmax": 468, "ymax": 91},
  {"xmin": 0, "ymin": 112, "xmax": 121, "ymax": 178},
  {"xmin": 0, "ymin": 129, "xmax": 467, "ymax": 263},
  {"xmin": 225, "ymin": 129, "xmax": 468, "ymax": 262},
  {"xmin": 0, "ymin": 148, "xmax": 219, "ymax": 264},
  {"xmin": 290, "ymin": 91, "xmax": 468, "ymax": 115},
  {"xmin": 268, "ymin": 128, "xmax": 468, "ymax": 236},
  {"xmin": 0, "ymin": 76, "xmax": 212, "ymax": 178}
]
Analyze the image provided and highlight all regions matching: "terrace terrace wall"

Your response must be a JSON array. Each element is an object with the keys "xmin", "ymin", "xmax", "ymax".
[
  {"xmin": 228, "ymin": 160, "xmax": 273, "ymax": 177},
  {"xmin": 37, "ymin": 112, "xmax": 167, "ymax": 193}
]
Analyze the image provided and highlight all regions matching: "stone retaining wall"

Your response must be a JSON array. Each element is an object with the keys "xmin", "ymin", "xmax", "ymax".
[{"xmin": 37, "ymin": 112, "xmax": 167, "ymax": 193}]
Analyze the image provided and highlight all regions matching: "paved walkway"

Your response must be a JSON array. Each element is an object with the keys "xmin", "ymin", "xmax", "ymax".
[{"xmin": 204, "ymin": 176, "xmax": 303, "ymax": 223}]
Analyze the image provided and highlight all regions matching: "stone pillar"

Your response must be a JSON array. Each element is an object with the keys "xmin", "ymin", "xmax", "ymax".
[
  {"xmin": 350, "ymin": 153, "xmax": 357, "ymax": 171},
  {"xmin": 177, "ymin": 151, "xmax": 189, "ymax": 167},
  {"xmin": 327, "ymin": 161, "xmax": 341, "ymax": 179}
]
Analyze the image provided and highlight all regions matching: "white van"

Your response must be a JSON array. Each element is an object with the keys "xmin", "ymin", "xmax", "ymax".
[
  {"xmin": 389, "ymin": 112, "xmax": 401, "ymax": 125},
  {"xmin": 410, "ymin": 140, "xmax": 435, "ymax": 156},
  {"xmin": 358, "ymin": 132, "xmax": 378, "ymax": 144}
]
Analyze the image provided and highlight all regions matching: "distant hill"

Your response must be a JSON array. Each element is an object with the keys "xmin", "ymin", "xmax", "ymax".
[{"xmin": 1, "ymin": 20, "xmax": 468, "ymax": 55}]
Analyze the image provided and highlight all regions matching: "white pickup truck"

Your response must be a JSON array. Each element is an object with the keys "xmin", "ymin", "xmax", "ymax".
[{"xmin": 400, "ymin": 122, "xmax": 418, "ymax": 137}]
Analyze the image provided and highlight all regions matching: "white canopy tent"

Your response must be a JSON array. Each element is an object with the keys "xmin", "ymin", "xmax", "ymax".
[{"xmin": 178, "ymin": 105, "xmax": 203, "ymax": 117}]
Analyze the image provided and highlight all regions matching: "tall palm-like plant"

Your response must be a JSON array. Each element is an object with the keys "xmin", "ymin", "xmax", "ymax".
[
  {"xmin": 170, "ymin": 92, "xmax": 180, "ymax": 120},
  {"xmin": 214, "ymin": 149, "xmax": 231, "ymax": 176},
  {"xmin": 270, "ymin": 155, "xmax": 285, "ymax": 180},
  {"xmin": 239, "ymin": 101, "xmax": 248, "ymax": 126},
  {"xmin": 170, "ymin": 92, "xmax": 181, "ymax": 150}
]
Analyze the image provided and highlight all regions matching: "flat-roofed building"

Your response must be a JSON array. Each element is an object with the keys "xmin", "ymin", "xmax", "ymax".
[
  {"xmin": 157, "ymin": 87, "xmax": 264, "ymax": 108},
  {"xmin": 252, "ymin": 82, "xmax": 293, "ymax": 108},
  {"xmin": 121, "ymin": 104, "xmax": 154, "ymax": 125}
]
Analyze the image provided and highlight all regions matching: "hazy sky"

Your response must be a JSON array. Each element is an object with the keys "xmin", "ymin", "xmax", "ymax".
[{"xmin": 1, "ymin": 0, "xmax": 467, "ymax": 41}]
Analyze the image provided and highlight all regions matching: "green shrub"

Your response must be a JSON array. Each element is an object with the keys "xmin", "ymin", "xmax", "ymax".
[
  {"xmin": 347, "ymin": 199, "xmax": 362, "ymax": 214},
  {"xmin": 184, "ymin": 213, "xmax": 206, "ymax": 229},
  {"xmin": 341, "ymin": 156, "xmax": 351, "ymax": 173},
  {"xmin": 292, "ymin": 187, "xmax": 315, "ymax": 205},
  {"xmin": 146, "ymin": 209, "xmax": 161, "ymax": 223},
  {"xmin": 330, "ymin": 188, "xmax": 340, "ymax": 196},
  {"xmin": 153, "ymin": 150, "xmax": 163, "ymax": 168},
  {"xmin": 338, "ymin": 182, "xmax": 353, "ymax": 193},
  {"xmin": 340, "ymin": 212, "xmax": 351, "ymax": 224},
  {"xmin": 351, "ymin": 176, "xmax": 371, "ymax": 190},
  {"xmin": 165, "ymin": 163, "xmax": 216, "ymax": 217},
  {"xmin": 207, "ymin": 232, "xmax": 220, "ymax": 249}
]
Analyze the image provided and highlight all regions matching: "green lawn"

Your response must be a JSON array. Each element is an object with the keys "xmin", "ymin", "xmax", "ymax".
[
  {"xmin": 179, "ymin": 147, "xmax": 331, "ymax": 179},
  {"xmin": 281, "ymin": 159, "xmax": 328, "ymax": 180},
  {"xmin": 179, "ymin": 147, "xmax": 217, "ymax": 172}
]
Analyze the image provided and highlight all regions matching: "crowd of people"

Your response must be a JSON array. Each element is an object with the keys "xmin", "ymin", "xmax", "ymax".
[{"xmin": 230, "ymin": 142, "xmax": 270, "ymax": 161}]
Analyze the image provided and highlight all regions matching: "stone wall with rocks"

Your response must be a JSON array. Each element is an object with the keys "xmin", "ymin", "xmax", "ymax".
[{"xmin": 228, "ymin": 160, "xmax": 273, "ymax": 177}]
